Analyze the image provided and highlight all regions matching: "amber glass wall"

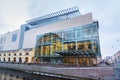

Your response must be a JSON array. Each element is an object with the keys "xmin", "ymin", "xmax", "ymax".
[{"xmin": 35, "ymin": 22, "xmax": 101, "ymax": 57}]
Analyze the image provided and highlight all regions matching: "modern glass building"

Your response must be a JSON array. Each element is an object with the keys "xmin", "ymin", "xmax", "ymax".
[
  {"xmin": 35, "ymin": 21, "xmax": 101, "ymax": 66},
  {"xmin": 0, "ymin": 7, "xmax": 101, "ymax": 65}
]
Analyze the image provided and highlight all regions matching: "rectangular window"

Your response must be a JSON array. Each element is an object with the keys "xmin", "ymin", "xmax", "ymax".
[
  {"xmin": 0, "ymin": 37, "xmax": 6, "ymax": 44},
  {"xmin": 12, "ymin": 34, "xmax": 17, "ymax": 42},
  {"xmin": 0, "ymin": 45, "xmax": 3, "ymax": 51},
  {"xmin": 3, "ymin": 37, "xmax": 6, "ymax": 44},
  {"xmin": 0, "ymin": 38, "xmax": 3, "ymax": 44}
]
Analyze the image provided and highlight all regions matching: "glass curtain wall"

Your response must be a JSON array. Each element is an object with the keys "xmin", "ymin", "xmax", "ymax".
[{"xmin": 35, "ymin": 22, "xmax": 100, "ymax": 58}]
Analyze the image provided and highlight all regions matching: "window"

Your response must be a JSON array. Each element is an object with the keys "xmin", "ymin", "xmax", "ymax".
[
  {"xmin": 13, "ymin": 57, "xmax": 16, "ymax": 62},
  {"xmin": 4, "ymin": 37, "xmax": 6, "ymax": 44},
  {"xmin": 78, "ymin": 45, "xmax": 84, "ymax": 50},
  {"xmin": 3, "ymin": 58, "xmax": 5, "ymax": 61},
  {"xmin": 84, "ymin": 27, "xmax": 92, "ymax": 38},
  {"xmin": 14, "ymin": 53, "xmax": 16, "ymax": 56},
  {"xmin": 8, "ymin": 57, "xmax": 10, "ymax": 62},
  {"xmin": 4, "ymin": 54, "xmax": 6, "ymax": 56},
  {"xmin": 25, "ymin": 57, "xmax": 29, "ymax": 63},
  {"xmin": 19, "ymin": 53, "xmax": 22, "ymax": 56},
  {"xmin": 118, "ymin": 56, "xmax": 120, "ymax": 60},
  {"xmin": 12, "ymin": 34, "xmax": 17, "ymax": 42},
  {"xmin": 67, "ymin": 42, "xmax": 76, "ymax": 50},
  {"xmin": 0, "ymin": 38, "xmax": 3, "ymax": 44},
  {"xmin": 26, "ymin": 53, "xmax": 29, "ymax": 55},
  {"xmin": 88, "ymin": 44, "xmax": 92, "ymax": 49},
  {"xmin": 8, "ymin": 54, "xmax": 11, "ymax": 56},
  {"xmin": 0, "ymin": 45, "xmax": 4, "ymax": 51},
  {"xmin": 0, "ymin": 37, "xmax": 6, "ymax": 44}
]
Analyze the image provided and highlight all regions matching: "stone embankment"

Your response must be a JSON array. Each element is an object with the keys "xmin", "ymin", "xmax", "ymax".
[{"xmin": 0, "ymin": 63, "xmax": 115, "ymax": 80}]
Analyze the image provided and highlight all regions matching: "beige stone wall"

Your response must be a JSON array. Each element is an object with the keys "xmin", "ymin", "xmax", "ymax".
[
  {"xmin": 0, "ymin": 29, "xmax": 21, "ymax": 51},
  {"xmin": 0, "ymin": 48, "xmax": 35, "ymax": 63}
]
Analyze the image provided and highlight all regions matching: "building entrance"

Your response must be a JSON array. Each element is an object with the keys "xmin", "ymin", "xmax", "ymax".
[
  {"xmin": 25, "ymin": 57, "xmax": 29, "ymax": 63},
  {"xmin": 19, "ymin": 57, "xmax": 22, "ymax": 63},
  {"xmin": 13, "ymin": 57, "xmax": 16, "ymax": 62}
]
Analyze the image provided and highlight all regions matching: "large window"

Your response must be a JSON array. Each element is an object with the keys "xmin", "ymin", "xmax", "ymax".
[{"xmin": 12, "ymin": 34, "xmax": 17, "ymax": 42}]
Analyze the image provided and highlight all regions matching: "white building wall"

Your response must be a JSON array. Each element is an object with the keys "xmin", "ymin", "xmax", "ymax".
[
  {"xmin": 23, "ymin": 13, "xmax": 94, "ymax": 48},
  {"xmin": 0, "ymin": 29, "xmax": 21, "ymax": 51}
]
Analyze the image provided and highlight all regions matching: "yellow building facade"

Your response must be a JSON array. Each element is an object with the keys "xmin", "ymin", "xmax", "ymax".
[{"xmin": 0, "ymin": 48, "xmax": 35, "ymax": 63}]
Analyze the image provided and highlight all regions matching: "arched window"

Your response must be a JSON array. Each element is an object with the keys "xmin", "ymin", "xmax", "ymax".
[
  {"xmin": 25, "ymin": 57, "xmax": 29, "ymax": 63},
  {"xmin": 14, "ymin": 53, "xmax": 16, "ymax": 56},
  {"xmin": 13, "ymin": 57, "xmax": 16, "ymax": 62},
  {"xmin": 3, "ymin": 58, "xmax": 5, "ymax": 62},
  {"xmin": 19, "ymin": 57, "xmax": 22, "ymax": 63},
  {"xmin": 26, "ymin": 53, "xmax": 29, "ymax": 55},
  {"xmin": 8, "ymin": 57, "xmax": 10, "ymax": 62},
  {"xmin": 31, "ymin": 57, "xmax": 34, "ymax": 63},
  {"xmin": 19, "ymin": 53, "xmax": 22, "ymax": 56},
  {"xmin": 8, "ymin": 54, "xmax": 11, "ymax": 56}
]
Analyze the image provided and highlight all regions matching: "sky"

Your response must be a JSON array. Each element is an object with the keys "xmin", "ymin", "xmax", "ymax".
[{"xmin": 0, "ymin": 0, "xmax": 120, "ymax": 58}]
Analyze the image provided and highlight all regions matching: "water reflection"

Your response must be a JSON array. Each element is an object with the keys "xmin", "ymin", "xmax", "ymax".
[{"xmin": 0, "ymin": 68, "xmax": 73, "ymax": 80}]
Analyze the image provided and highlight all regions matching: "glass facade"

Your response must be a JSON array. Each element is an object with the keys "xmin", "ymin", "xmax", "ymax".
[
  {"xmin": 35, "ymin": 22, "xmax": 101, "ymax": 63},
  {"xmin": 12, "ymin": 34, "xmax": 17, "ymax": 42}
]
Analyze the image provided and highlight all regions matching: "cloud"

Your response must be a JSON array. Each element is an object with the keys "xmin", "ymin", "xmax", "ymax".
[
  {"xmin": 0, "ymin": 0, "xmax": 30, "ymax": 34},
  {"xmin": 28, "ymin": 0, "xmax": 77, "ymax": 18}
]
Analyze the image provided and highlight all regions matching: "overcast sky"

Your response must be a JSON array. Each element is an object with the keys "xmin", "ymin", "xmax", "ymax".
[{"xmin": 0, "ymin": 0, "xmax": 120, "ymax": 58}]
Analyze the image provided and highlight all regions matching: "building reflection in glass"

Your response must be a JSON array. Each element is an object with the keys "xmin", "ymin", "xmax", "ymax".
[{"xmin": 35, "ymin": 22, "xmax": 101, "ymax": 66}]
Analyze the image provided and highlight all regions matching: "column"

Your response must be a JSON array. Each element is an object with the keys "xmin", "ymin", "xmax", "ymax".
[
  {"xmin": 40, "ymin": 37, "xmax": 43, "ymax": 56},
  {"xmin": 62, "ymin": 32, "xmax": 64, "ymax": 51},
  {"xmin": 91, "ymin": 40, "xmax": 95, "ymax": 52},
  {"xmin": 40, "ymin": 46, "xmax": 43, "ymax": 56},
  {"xmin": 50, "ymin": 35, "xmax": 53, "ymax": 56}
]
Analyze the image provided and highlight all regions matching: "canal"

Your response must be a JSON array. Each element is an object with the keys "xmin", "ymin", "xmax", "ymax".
[{"xmin": 0, "ymin": 68, "xmax": 92, "ymax": 80}]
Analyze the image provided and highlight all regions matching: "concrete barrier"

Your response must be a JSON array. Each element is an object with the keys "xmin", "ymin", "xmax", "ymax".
[{"xmin": 0, "ymin": 63, "xmax": 115, "ymax": 80}]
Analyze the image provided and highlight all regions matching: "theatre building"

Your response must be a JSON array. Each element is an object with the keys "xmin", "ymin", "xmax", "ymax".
[
  {"xmin": 0, "ymin": 7, "xmax": 101, "ymax": 66},
  {"xmin": 35, "ymin": 21, "xmax": 101, "ymax": 66}
]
